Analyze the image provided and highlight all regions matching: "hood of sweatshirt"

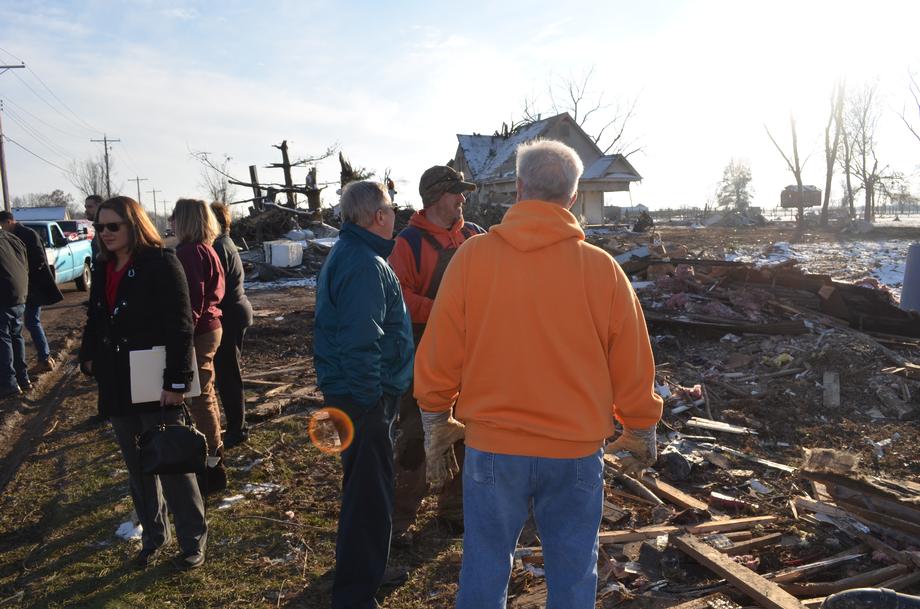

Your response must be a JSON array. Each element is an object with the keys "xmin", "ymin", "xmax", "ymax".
[{"xmin": 489, "ymin": 200, "xmax": 585, "ymax": 252}]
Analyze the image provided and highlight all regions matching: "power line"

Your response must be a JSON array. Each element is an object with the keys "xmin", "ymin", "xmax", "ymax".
[
  {"xmin": 3, "ymin": 135, "xmax": 71, "ymax": 174},
  {"xmin": 0, "ymin": 46, "xmax": 102, "ymax": 135},
  {"xmin": 2, "ymin": 96, "xmax": 86, "ymax": 139},
  {"xmin": 10, "ymin": 70, "xmax": 96, "ymax": 137},
  {"xmin": 4, "ymin": 107, "xmax": 77, "ymax": 162}
]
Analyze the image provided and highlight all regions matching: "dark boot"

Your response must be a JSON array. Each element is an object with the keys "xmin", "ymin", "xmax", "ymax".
[{"xmin": 200, "ymin": 447, "xmax": 227, "ymax": 495}]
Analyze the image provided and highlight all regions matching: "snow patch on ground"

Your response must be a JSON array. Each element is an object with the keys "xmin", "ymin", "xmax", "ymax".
[
  {"xmin": 115, "ymin": 520, "xmax": 142, "ymax": 541},
  {"xmin": 245, "ymin": 276, "xmax": 317, "ymax": 292}
]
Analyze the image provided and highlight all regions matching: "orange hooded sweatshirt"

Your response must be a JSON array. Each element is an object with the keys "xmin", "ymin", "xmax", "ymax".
[
  {"xmin": 414, "ymin": 200, "xmax": 663, "ymax": 459},
  {"xmin": 388, "ymin": 210, "xmax": 483, "ymax": 324}
]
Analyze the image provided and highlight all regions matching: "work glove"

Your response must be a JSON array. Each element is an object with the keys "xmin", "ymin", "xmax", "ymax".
[
  {"xmin": 605, "ymin": 425, "xmax": 658, "ymax": 476},
  {"xmin": 420, "ymin": 410, "xmax": 466, "ymax": 492}
]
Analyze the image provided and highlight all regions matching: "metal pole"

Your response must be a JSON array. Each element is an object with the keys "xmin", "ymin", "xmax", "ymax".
[{"xmin": 0, "ymin": 103, "xmax": 10, "ymax": 212}]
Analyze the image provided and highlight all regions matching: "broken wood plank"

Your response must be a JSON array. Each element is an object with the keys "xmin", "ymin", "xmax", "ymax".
[
  {"xmin": 603, "ymin": 455, "xmax": 664, "ymax": 505},
  {"xmin": 822, "ymin": 371, "xmax": 840, "ymax": 409},
  {"xmin": 769, "ymin": 552, "xmax": 866, "ymax": 584},
  {"xmin": 780, "ymin": 564, "xmax": 908, "ymax": 596},
  {"xmin": 704, "ymin": 444, "xmax": 797, "ymax": 473},
  {"xmin": 606, "ymin": 486, "xmax": 660, "ymax": 506},
  {"xmin": 598, "ymin": 525, "xmax": 681, "ymax": 545},
  {"xmin": 640, "ymin": 474, "xmax": 710, "ymax": 511},
  {"xmin": 686, "ymin": 417, "xmax": 758, "ymax": 435},
  {"xmin": 723, "ymin": 532, "xmax": 783, "ymax": 556},
  {"xmin": 243, "ymin": 362, "xmax": 308, "ymax": 380},
  {"xmin": 243, "ymin": 378, "xmax": 290, "ymax": 387},
  {"xmin": 687, "ymin": 516, "xmax": 778, "ymax": 535},
  {"xmin": 644, "ymin": 311, "xmax": 808, "ymax": 336},
  {"xmin": 734, "ymin": 367, "xmax": 806, "ymax": 384},
  {"xmin": 672, "ymin": 534, "xmax": 806, "ymax": 609},
  {"xmin": 262, "ymin": 383, "xmax": 294, "ymax": 398}
]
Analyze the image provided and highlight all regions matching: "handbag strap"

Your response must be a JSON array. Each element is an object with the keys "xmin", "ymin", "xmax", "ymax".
[{"xmin": 158, "ymin": 402, "xmax": 196, "ymax": 428}]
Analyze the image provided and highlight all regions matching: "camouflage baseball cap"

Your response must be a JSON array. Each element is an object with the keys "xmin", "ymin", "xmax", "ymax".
[{"xmin": 419, "ymin": 165, "xmax": 477, "ymax": 206}]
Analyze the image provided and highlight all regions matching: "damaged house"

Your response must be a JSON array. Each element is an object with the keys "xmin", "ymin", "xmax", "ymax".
[{"xmin": 454, "ymin": 112, "xmax": 642, "ymax": 224}]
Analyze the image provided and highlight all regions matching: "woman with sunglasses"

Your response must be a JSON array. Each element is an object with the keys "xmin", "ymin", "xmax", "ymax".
[
  {"xmin": 79, "ymin": 196, "xmax": 207, "ymax": 570},
  {"xmin": 169, "ymin": 199, "xmax": 227, "ymax": 494}
]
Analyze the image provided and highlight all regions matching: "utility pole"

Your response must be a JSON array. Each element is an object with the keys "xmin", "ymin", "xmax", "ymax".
[
  {"xmin": 90, "ymin": 134, "xmax": 121, "ymax": 198},
  {"xmin": 129, "ymin": 176, "xmax": 147, "ymax": 204},
  {"xmin": 147, "ymin": 188, "xmax": 161, "ymax": 231},
  {"xmin": 0, "ymin": 62, "xmax": 26, "ymax": 212}
]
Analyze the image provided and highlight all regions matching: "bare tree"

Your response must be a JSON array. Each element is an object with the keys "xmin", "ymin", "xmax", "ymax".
[
  {"xmin": 847, "ymin": 84, "xmax": 884, "ymax": 222},
  {"xmin": 837, "ymin": 121, "xmax": 856, "ymax": 220},
  {"xmin": 68, "ymin": 155, "xmax": 108, "ymax": 199},
  {"xmin": 899, "ymin": 72, "xmax": 920, "ymax": 145},
  {"xmin": 191, "ymin": 151, "xmax": 237, "ymax": 203},
  {"xmin": 765, "ymin": 114, "xmax": 810, "ymax": 227},
  {"xmin": 521, "ymin": 66, "xmax": 641, "ymax": 157},
  {"xmin": 820, "ymin": 81, "xmax": 846, "ymax": 226}
]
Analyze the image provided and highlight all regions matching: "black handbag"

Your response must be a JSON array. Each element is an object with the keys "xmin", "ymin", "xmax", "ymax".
[{"xmin": 138, "ymin": 404, "xmax": 207, "ymax": 475}]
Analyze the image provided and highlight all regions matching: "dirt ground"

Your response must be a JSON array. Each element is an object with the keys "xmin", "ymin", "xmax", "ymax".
[{"xmin": 0, "ymin": 225, "xmax": 917, "ymax": 608}]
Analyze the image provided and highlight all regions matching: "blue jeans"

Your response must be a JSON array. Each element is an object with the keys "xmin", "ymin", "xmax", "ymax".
[
  {"xmin": 457, "ymin": 446, "xmax": 604, "ymax": 609},
  {"xmin": 0, "ymin": 304, "xmax": 28, "ymax": 392},
  {"xmin": 24, "ymin": 304, "xmax": 50, "ymax": 361}
]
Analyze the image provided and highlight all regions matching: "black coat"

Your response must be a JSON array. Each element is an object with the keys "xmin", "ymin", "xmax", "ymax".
[
  {"xmin": 0, "ymin": 230, "xmax": 27, "ymax": 308},
  {"xmin": 13, "ymin": 223, "xmax": 63, "ymax": 307},
  {"xmin": 79, "ymin": 247, "xmax": 196, "ymax": 416},
  {"xmin": 213, "ymin": 233, "xmax": 253, "ymax": 327}
]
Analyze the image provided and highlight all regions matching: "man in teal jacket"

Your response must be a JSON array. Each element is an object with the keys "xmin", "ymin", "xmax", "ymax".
[{"xmin": 314, "ymin": 180, "xmax": 413, "ymax": 609}]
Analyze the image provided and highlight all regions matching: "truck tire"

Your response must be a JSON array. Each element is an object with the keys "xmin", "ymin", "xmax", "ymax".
[{"xmin": 75, "ymin": 262, "xmax": 92, "ymax": 292}]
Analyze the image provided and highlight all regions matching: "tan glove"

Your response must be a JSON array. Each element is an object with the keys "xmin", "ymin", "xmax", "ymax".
[
  {"xmin": 605, "ymin": 426, "xmax": 658, "ymax": 476},
  {"xmin": 421, "ymin": 411, "xmax": 466, "ymax": 491}
]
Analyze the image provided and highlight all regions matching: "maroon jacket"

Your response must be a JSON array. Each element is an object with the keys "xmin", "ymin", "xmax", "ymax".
[{"xmin": 176, "ymin": 242, "xmax": 225, "ymax": 335}]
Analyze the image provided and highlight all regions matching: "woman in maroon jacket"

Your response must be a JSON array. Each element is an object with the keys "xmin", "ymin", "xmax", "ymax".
[{"xmin": 171, "ymin": 199, "xmax": 227, "ymax": 492}]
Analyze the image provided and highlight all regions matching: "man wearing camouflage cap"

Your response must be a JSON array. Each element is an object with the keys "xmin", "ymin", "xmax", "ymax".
[{"xmin": 387, "ymin": 165, "xmax": 484, "ymax": 543}]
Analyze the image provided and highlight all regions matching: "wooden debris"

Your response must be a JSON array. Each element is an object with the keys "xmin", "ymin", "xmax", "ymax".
[
  {"xmin": 686, "ymin": 417, "xmax": 758, "ymax": 435},
  {"xmin": 673, "ymin": 534, "xmax": 806, "ymax": 609},
  {"xmin": 822, "ymin": 371, "xmax": 840, "ymax": 409},
  {"xmin": 780, "ymin": 564, "xmax": 909, "ymax": 596},
  {"xmin": 686, "ymin": 515, "xmax": 778, "ymax": 535},
  {"xmin": 769, "ymin": 552, "xmax": 866, "ymax": 584},
  {"xmin": 598, "ymin": 525, "xmax": 681, "ymax": 545},
  {"xmin": 640, "ymin": 473, "xmax": 710, "ymax": 511},
  {"xmin": 722, "ymin": 532, "xmax": 782, "ymax": 556}
]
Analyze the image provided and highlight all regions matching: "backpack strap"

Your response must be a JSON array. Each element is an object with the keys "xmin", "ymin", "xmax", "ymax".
[
  {"xmin": 397, "ymin": 226, "xmax": 424, "ymax": 274},
  {"xmin": 461, "ymin": 222, "xmax": 486, "ymax": 238}
]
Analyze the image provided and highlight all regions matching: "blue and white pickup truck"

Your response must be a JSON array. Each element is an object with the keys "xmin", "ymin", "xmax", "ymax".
[{"xmin": 22, "ymin": 220, "xmax": 94, "ymax": 291}]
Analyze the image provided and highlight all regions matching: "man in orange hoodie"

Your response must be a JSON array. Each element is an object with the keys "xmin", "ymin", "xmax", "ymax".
[
  {"xmin": 388, "ymin": 165, "xmax": 484, "ymax": 541},
  {"xmin": 415, "ymin": 140, "xmax": 663, "ymax": 609}
]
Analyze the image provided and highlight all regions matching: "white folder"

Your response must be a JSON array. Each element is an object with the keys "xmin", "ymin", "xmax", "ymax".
[{"xmin": 129, "ymin": 346, "xmax": 202, "ymax": 404}]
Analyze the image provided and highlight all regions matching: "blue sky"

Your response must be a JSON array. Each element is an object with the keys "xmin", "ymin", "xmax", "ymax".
[{"xmin": 2, "ymin": 0, "xmax": 920, "ymax": 216}]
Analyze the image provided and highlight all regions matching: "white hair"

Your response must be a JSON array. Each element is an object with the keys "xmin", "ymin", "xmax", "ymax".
[
  {"xmin": 515, "ymin": 139, "xmax": 584, "ymax": 204},
  {"xmin": 339, "ymin": 181, "xmax": 390, "ymax": 226}
]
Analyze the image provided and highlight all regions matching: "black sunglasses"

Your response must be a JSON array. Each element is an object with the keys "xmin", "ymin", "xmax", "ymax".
[{"xmin": 93, "ymin": 222, "xmax": 126, "ymax": 233}]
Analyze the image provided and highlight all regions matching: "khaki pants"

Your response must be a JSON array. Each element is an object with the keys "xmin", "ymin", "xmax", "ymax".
[{"xmin": 187, "ymin": 329, "xmax": 223, "ymax": 455}]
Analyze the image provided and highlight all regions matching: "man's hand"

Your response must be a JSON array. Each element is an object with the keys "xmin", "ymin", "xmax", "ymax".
[
  {"xmin": 605, "ymin": 426, "xmax": 658, "ymax": 476},
  {"xmin": 422, "ymin": 412, "xmax": 466, "ymax": 491}
]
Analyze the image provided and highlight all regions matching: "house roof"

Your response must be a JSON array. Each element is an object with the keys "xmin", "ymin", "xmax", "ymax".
[
  {"xmin": 456, "ymin": 112, "xmax": 640, "ymax": 184},
  {"xmin": 457, "ymin": 116, "xmax": 561, "ymax": 181},
  {"xmin": 582, "ymin": 155, "xmax": 642, "ymax": 182}
]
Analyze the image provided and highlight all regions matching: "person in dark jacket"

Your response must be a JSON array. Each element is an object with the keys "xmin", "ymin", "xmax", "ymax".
[
  {"xmin": 84, "ymin": 195, "xmax": 105, "ymax": 424},
  {"xmin": 171, "ymin": 199, "xmax": 226, "ymax": 493},
  {"xmin": 79, "ymin": 196, "xmax": 207, "ymax": 571},
  {"xmin": 0, "ymin": 228, "xmax": 29, "ymax": 400},
  {"xmin": 209, "ymin": 203, "xmax": 253, "ymax": 448},
  {"xmin": 314, "ymin": 180, "xmax": 413, "ymax": 609},
  {"xmin": 0, "ymin": 211, "xmax": 64, "ymax": 374}
]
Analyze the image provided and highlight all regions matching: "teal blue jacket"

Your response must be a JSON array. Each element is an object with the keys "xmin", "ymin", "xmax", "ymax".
[{"xmin": 314, "ymin": 223, "xmax": 413, "ymax": 410}]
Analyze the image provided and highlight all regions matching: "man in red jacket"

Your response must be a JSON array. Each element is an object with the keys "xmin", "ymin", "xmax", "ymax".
[{"xmin": 387, "ymin": 165, "xmax": 483, "ymax": 542}]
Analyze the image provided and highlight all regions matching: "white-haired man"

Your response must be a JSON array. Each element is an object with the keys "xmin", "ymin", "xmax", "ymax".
[
  {"xmin": 314, "ymin": 181, "xmax": 414, "ymax": 609},
  {"xmin": 414, "ymin": 139, "xmax": 663, "ymax": 608}
]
